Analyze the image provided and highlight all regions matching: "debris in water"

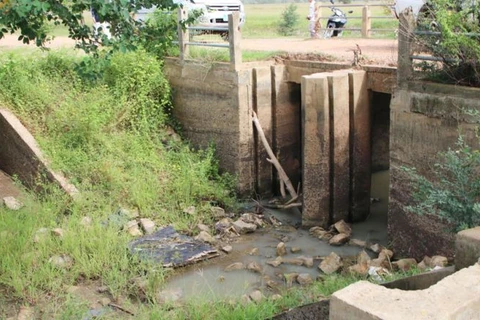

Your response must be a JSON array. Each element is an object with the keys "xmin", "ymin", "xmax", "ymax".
[{"xmin": 128, "ymin": 226, "xmax": 218, "ymax": 268}]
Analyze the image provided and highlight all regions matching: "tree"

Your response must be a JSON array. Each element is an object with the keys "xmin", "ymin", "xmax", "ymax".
[
  {"xmin": 278, "ymin": 3, "xmax": 299, "ymax": 36},
  {"xmin": 0, "ymin": 0, "xmax": 182, "ymax": 54}
]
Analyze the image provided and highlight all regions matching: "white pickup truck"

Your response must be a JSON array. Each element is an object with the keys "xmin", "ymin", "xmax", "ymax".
[{"xmin": 135, "ymin": 0, "xmax": 246, "ymax": 31}]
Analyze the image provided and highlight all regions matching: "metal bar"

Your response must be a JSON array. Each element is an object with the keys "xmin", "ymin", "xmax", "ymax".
[
  {"xmin": 186, "ymin": 42, "xmax": 229, "ymax": 48},
  {"xmin": 414, "ymin": 30, "xmax": 480, "ymax": 37},
  {"xmin": 187, "ymin": 26, "xmax": 229, "ymax": 32},
  {"xmin": 320, "ymin": 16, "xmax": 394, "ymax": 20},
  {"xmin": 317, "ymin": 4, "xmax": 393, "ymax": 7},
  {"xmin": 411, "ymin": 55, "xmax": 457, "ymax": 63}
]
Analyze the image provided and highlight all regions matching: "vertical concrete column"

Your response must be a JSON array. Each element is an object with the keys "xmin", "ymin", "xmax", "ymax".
[
  {"xmin": 228, "ymin": 12, "xmax": 242, "ymax": 71},
  {"xmin": 178, "ymin": 8, "xmax": 189, "ymax": 62},
  {"xmin": 271, "ymin": 65, "xmax": 302, "ymax": 193},
  {"xmin": 236, "ymin": 69, "xmax": 255, "ymax": 195},
  {"xmin": 253, "ymin": 67, "xmax": 273, "ymax": 194},
  {"xmin": 328, "ymin": 73, "xmax": 350, "ymax": 222},
  {"xmin": 301, "ymin": 74, "xmax": 331, "ymax": 227},
  {"xmin": 349, "ymin": 70, "xmax": 371, "ymax": 221}
]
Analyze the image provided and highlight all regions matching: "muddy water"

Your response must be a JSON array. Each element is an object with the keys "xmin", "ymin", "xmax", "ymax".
[{"xmin": 163, "ymin": 171, "xmax": 390, "ymax": 301}]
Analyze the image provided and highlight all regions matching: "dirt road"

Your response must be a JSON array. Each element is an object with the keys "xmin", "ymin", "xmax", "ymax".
[{"xmin": 0, "ymin": 34, "xmax": 398, "ymax": 65}]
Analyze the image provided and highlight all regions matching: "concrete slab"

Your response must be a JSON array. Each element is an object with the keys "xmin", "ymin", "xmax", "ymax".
[
  {"xmin": 330, "ymin": 263, "xmax": 480, "ymax": 320},
  {"xmin": 456, "ymin": 227, "xmax": 480, "ymax": 270},
  {"xmin": 0, "ymin": 109, "xmax": 78, "ymax": 198}
]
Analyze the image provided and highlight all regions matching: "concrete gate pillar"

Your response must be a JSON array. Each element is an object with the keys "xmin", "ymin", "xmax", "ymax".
[{"xmin": 301, "ymin": 70, "xmax": 371, "ymax": 227}]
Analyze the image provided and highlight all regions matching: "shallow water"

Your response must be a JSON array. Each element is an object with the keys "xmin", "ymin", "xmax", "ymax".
[{"xmin": 163, "ymin": 171, "xmax": 390, "ymax": 301}]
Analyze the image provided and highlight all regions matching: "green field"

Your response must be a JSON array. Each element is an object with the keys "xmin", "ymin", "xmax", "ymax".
[{"xmin": 242, "ymin": 2, "xmax": 397, "ymax": 39}]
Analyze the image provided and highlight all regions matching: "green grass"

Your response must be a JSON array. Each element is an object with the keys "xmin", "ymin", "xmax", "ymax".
[{"xmin": 242, "ymin": 2, "xmax": 398, "ymax": 39}]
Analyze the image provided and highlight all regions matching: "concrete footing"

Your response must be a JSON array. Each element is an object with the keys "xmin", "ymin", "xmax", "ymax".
[{"xmin": 330, "ymin": 263, "xmax": 480, "ymax": 320}]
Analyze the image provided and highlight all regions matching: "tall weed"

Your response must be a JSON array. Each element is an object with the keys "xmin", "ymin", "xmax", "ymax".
[{"xmin": 0, "ymin": 50, "xmax": 236, "ymax": 305}]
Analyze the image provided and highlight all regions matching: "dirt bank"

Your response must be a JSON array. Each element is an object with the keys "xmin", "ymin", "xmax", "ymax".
[{"xmin": 0, "ymin": 35, "xmax": 398, "ymax": 65}]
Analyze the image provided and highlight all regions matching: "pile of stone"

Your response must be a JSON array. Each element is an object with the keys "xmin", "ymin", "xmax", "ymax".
[{"xmin": 309, "ymin": 220, "xmax": 352, "ymax": 246}]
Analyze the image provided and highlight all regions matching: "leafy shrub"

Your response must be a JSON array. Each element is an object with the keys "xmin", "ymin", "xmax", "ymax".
[
  {"xmin": 278, "ymin": 4, "xmax": 299, "ymax": 36},
  {"xmin": 103, "ymin": 50, "xmax": 173, "ymax": 132},
  {"xmin": 414, "ymin": 0, "xmax": 480, "ymax": 86},
  {"xmin": 404, "ymin": 136, "xmax": 480, "ymax": 231}
]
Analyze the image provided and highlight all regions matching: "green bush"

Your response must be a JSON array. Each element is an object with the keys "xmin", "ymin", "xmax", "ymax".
[
  {"xmin": 278, "ymin": 3, "xmax": 300, "ymax": 36},
  {"xmin": 404, "ymin": 136, "xmax": 480, "ymax": 231},
  {"xmin": 415, "ymin": 0, "xmax": 480, "ymax": 86}
]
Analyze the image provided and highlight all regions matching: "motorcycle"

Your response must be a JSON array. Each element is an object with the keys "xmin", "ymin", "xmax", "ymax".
[{"xmin": 323, "ymin": 0, "xmax": 353, "ymax": 39}]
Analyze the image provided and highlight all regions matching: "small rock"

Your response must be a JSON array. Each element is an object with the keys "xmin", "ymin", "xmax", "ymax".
[
  {"xmin": 349, "ymin": 263, "xmax": 369, "ymax": 276},
  {"xmin": 297, "ymin": 273, "xmax": 313, "ymax": 286},
  {"xmin": 249, "ymin": 290, "xmax": 264, "ymax": 303},
  {"xmin": 3, "ymin": 196, "xmax": 23, "ymax": 210},
  {"xmin": 349, "ymin": 238, "xmax": 367, "ymax": 248},
  {"xmin": 99, "ymin": 297, "xmax": 111, "ymax": 306},
  {"xmin": 156, "ymin": 288, "xmax": 183, "ymax": 305},
  {"xmin": 378, "ymin": 249, "xmax": 394, "ymax": 260},
  {"xmin": 283, "ymin": 273, "xmax": 299, "ymax": 287},
  {"xmin": 197, "ymin": 223, "xmax": 210, "ymax": 233},
  {"xmin": 282, "ymin": 258, "xmax": 304, "ymax": 266},
  {"xmin": 233, "ymin": 220, "xmax": 257, "ymax": 234},
  {"xmin": 370, "ymin": 255, "xmax": 389, "ymax": 269},
  {"xmin": 309, "ymin": 226, "xmax": 326, "ymax": 237},
  {"xmin": 33, "ymin": 228, "xmax": 49, "ymax": 243},
  {"xmin": 240, "ymin": 294, "xmax": 251, "ymax": 305},
  {"xmin": 183, "ymin": 206, "xmax": 196, "ymax": 215},
  {"xmin": 195, "ymin": 231, "xmax": 216, "ymax": 244},
  {"xmin": 430, "ymin": 255, "xmax": 448, "ymax": 268},
  {"xmin": 139, "ymin": 218, "xmax": 155, "ymax": 234},
  {"xmin": 276, "ymin": 242, "xmax": 287, "ymax": 256},
  {"xmin": 333, "ymin": 220, "xmax": 352, "ymax": 236},
  {"xmin": 249, "ymin": 248, "xmax": 259, "ymax": 256},
  {"xmin": 125, "ymin": 220, "xmax": 142, "ymax": 236},
  {"xmin": 318, "ymin": 231, "xmax": 333, "ymax": 241},
  {"xmin": 247, "ymin": 261, "xmax": 263, "ymax": 273},
  {"xmin": 221, "ymin": 245, "xmax": 233, "ymax": 253},
  {"xmin": 357, "ymin": 251, "xmax": 371, "ymax": 265},
  {"xmin": 417, "ymin": 260, "xmax": 428, "ymax": 271},
  {"xmin": 215, "ymin": 218, "xmax": 233, "ymax": 234},
  {"xmin": 266, "ymin": 257, "xmax": 283, "ymax": 267},
  {"xmin": 329, "ymin": 233, "xmax": 350, "ymax": 246},
  {"xmin": 211, "ymin": 206, "xmax": 226, "ymax": 218},
  {"xmin": 291, "ymin": 247, "xmax": 302, "ymax": 253},
  {"xmin": 319, "ymin": 252, "xmax": 343, "ymax": 274},
  {"xmin": 16, "ymin": 306, "xmax": 34, "ymax": 320},
  {"xmin": 79, "ymin": 216, "xmax": 92, "ymax": 227},
  {"xmin": 270, "ymin": 294, "xmax": 282, "ymax": 301},
  {"xmin": 49, "ymin": 254, "xmax": 73, "ymax": 269},
  {"xmin": 369, "ymin": 243, "xmax": 384, "ymax": 253},
  {"xmin": 267, "ymin": 280, "xmax": 282, "ymax": 291},
  {"xmin": 393, "ymin": 258, "xmax": 417, "ymax": 271},
  {"xmin": 298, "ymin": 256, "xmax": 314, "ymax": 268},
  {"xmin": 51, "ymin": 228, "xmax": 64, "ymax": 239},
  {"xmin": 224, "ymin": 262, "xmax": 245, "ymax": 272}
]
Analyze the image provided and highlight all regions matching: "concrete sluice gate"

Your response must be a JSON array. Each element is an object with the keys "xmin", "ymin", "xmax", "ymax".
[{"xmin": 165, "ymin": 59, "xmax": 394, "ymax": 230}]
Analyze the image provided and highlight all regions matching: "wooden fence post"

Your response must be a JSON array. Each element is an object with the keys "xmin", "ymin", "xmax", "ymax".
[
  {"xmin": 229, "ymin": 12, "xmax": 242, "ymax": 70},
  {"xmin": 397, "ymin": 9, "xmax": 416, "ymax": 88},
  {"xmin": 361, "ymin": 5, "xmax": 371, "ymax": 38},
  {"xmin": 178, "ymin": 8, "xmax": 189, "ymax": 62}
]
